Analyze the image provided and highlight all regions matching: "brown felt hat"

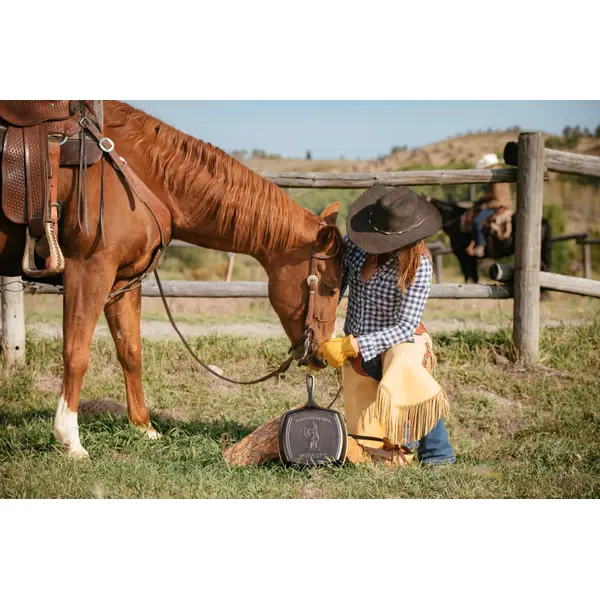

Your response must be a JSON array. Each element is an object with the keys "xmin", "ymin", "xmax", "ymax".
[{"xmin": 347, "ymin": 185, "xmax": 442, "ymax": 254}]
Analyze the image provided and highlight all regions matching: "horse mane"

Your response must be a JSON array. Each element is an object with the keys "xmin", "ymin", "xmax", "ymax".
[{"xmin": 103, "ymin": 101, "xmax": 311, "ymax": 253}]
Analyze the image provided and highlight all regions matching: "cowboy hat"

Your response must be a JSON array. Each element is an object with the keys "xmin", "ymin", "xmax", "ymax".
[
  {"xmin": 476, "ymin": 153, "xmax": 501, "ymax": 169},
  {"xmin": 347, "ymin": 185, "xmax": 442, "ymax": 254}
]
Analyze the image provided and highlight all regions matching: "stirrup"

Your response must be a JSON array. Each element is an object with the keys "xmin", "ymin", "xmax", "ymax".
[{"xmin": 22, "ymin": 223, "xmax": 65, "ymax": 277}]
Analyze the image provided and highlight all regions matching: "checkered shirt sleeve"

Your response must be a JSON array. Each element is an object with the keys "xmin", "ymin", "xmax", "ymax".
[{"xmin": 356, "ymin": 255, "xmax": 433, "ymax": 362}]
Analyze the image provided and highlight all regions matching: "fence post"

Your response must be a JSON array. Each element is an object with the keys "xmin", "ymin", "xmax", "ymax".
[
  {"xmin": 1, "ymin": 276, "xmax": 26, "ymax": 371},
  {"xmin": 583, "ymin": 243, "xmax": 592, "ymax": 279},
  {"xmin": 469, "ymin": 184, "xmax": 476, "ymax": 204},
  {"xmin": 513, "ymin": 132, "xmax": 545, "ymax": 365},
  {"xmin": 225, "ymin": 253, "xmax": 236, "ymax": 282}
]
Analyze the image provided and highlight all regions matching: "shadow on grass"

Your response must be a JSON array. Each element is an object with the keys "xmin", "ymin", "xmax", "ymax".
[
  {"xmin": 150, "ymin": 412, "xmax": 254, "ymax": 445},
  {"xmin": 0, "ymin": 402, "xmax": 255, "ymax": 451}
]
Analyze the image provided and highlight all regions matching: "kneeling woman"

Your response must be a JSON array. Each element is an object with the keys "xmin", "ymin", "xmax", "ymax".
[{"xmin": 318, "ymin": 186, "xmax": 455, "ymax": 466}]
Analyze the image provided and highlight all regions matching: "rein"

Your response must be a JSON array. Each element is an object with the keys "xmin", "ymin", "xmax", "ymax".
[
  {"xmin": 153, "ymin": 270, "xmax": 293, "ymax": 385},
  {"xmin": 151, "ymin": 235, "xmax": 343, "ymax": 386}
]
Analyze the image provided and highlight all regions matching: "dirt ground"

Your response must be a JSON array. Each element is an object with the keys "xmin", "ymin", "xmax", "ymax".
[
  {"xmin": 31, "ymin": 316, "xmax": 594, "ymax": 341},
  {"xmin": 26, "ymin": 292, "xmax": 599, "ymax": 341}
]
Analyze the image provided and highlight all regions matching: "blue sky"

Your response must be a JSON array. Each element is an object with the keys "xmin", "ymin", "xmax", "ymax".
[{"xmin": 128, "ymin": 101, "xmax": 600, "ymax": 160}]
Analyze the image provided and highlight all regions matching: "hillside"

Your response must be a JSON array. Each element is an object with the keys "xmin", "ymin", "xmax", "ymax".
[{"xmin": 243, "ymin": 131, "xmax": 600, "ymax": 173}]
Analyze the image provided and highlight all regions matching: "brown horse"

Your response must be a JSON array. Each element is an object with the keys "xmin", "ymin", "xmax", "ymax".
[{"xmin": 0, "ymin": 101, "xmax": 344, "ymax": 458}]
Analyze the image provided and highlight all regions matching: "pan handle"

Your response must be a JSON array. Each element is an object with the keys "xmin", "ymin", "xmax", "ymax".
[{"xmin": 305, "ymin": 374, "xmax": 317, "ymax": 407}]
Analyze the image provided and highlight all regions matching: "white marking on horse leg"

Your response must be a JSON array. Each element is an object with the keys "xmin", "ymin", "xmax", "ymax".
[
  {"xmin": 53, "ymin": 395, "xmax": 89, "ymax": 459},
  {"xmin": 134, "ymin": 424, "xmax": 162, "ymax": 440},
  {"xmin": 146, "ymin": 428, "xmax": 162, "ymax": 440}
]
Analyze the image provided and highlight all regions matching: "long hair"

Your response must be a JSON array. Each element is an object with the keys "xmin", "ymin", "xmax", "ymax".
[
  {"xmin": 397, "ymin": 240, "xmax": 431, "ymax": 293},
  {"xmin": 369, "ymin": 239, "xmax": 431, "ymax": 293}
]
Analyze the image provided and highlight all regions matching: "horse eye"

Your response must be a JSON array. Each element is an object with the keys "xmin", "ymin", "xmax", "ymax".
[{"xmin": 322, "ymin": 284, "xmax": 338, "ymax": 297}]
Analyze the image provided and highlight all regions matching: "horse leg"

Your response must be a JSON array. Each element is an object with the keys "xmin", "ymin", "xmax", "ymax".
[
  {"xmin": 54, "ymin": 259, "xmax": 117, "ymax": 458},
  {"xmin": 104, "ymin": 287, "xmax": 159, "ymax": 439},
  {"xmin": 455, "ymin": 246, "xmax": 478, "ymax": 283},
  {"xmin": 468, "ymin": 255, "xmax": 479, "ymax": 284}
]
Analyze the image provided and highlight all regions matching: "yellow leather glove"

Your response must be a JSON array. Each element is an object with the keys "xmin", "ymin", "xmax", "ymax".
[{"xmin": 317, "ymin": 335, "xmax": 359, "ymax": 369}]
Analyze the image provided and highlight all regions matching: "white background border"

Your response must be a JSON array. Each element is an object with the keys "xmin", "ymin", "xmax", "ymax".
[{"xmin": 1, "ymin": 0, "xmax": 598, "ymax": 597}]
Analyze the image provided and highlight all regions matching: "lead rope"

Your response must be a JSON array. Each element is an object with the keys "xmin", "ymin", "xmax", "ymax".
[
  {"xmin": 326, "ymin": 367, "xmax": 343, "ymax": 409},
  {"xmin": 153, "ymin": 270, "xmax": 293, "ymax": 385},
  {"xmin": 326, "ymin": 384, "xmax": 342, "ymax": 409}
]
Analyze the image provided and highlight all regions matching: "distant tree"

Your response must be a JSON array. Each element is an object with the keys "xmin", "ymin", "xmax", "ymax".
[
  {"xmin": 596, "ymin": 125, "xmax": 600, "ymax": 138},
  {"xmin": 583, "ymin": 127, "xmax": 591, "ymax": 137},
  {"xmin": 563, "ymin": 126, "xmax": 572, "ymax": 139},
  {"xmin": 305, "ymin": 150, "xmax": 312, "ymax": 160},
  {"xmin": 390, "ymin": 145, "xmax": 407, "ymax": 154},
  {"xmin": 251, "ymin": 149, "xmax": 266, "ymax": 159}
]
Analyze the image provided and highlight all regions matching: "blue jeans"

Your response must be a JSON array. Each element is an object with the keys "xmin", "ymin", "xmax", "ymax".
[
  {"xmin": 361, "ymin": 354, "xmax": 456, "ymax": 465},
  {"xmin": 472, "ymin": 208, "xmax": 496, "ymax": 247}
]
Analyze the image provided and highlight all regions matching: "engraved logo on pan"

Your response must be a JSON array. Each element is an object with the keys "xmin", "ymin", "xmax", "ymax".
[{"xmin": 303, "ymin": 420, "xmax": 320, "ymax": 451}]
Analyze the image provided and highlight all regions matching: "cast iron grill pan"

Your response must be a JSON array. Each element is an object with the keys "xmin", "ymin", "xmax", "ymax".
[{"xmin": 278, "ymin": 375, "xmax": 347, "ymax": 467}]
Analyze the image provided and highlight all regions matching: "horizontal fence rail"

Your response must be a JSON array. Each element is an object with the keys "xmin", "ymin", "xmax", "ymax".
[
  {"xmin": 504, "ymin": 142, "xmax": 600, "ymax": 178},
  {"xmin": 489, "ymin": 264, "xmax": 600, "ymax": 298},
  {"xmin": 22, "ymin": 280, "xmax": 514, "ymax": 300},
  {"xmin": 257, "ymin": 168, "xmax": 549, "ymax": 188},
  {"xmin": 550, "ymin": 233, "xmax": 589, "ymax": 243}
]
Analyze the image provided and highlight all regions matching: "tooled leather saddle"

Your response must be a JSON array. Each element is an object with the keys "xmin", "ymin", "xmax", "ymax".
[
  {"xmin": 0, "ymin": 101, "xmax": 104, "ymax": 277},
  {"xmin": 0, "ymin": 101, "xmax": 171, "ymax": 286}
]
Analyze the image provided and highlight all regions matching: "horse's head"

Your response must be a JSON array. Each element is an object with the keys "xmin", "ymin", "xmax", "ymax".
[{"xmin": 263, "ymin": 203, "xmax": 344, "ymax": 369}]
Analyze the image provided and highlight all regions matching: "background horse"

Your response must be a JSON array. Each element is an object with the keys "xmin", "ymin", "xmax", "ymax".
[
  {"xmin": 0, "ymin": 101, "xmax": 344, "ymax": 458},
  {"xmin": 429, "ymin": 198, "xmax": 552, "ymax": 283}
]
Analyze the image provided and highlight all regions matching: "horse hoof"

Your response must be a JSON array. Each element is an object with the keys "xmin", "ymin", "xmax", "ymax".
[
  {"xmin": 146, "ymin": 428, "xmax": 162, "ymax": 440},
  {"xmin": 66, "ymin": 447, "xmax": 90, "ymax": 459},
  {"xmin": 135, "ymin": 425, "xmax": 162, "ymax": 440}
]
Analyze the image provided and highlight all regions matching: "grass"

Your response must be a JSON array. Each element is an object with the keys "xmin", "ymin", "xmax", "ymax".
[{"xmin": 1, "ymin": 324, "xmax": 600, "ymax": 499}]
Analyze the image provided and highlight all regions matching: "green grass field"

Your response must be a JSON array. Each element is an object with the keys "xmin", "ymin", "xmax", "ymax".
[{"xmin": 1, "ymin": 324, "xmax": 599, "ymax": 499}]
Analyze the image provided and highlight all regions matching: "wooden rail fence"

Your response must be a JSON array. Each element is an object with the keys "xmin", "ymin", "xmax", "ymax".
[{"xmin": 2, "ymin": 138, "xmax": 600, "ymax": 369}]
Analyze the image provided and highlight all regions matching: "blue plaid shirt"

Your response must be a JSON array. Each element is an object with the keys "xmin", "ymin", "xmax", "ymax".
[{"xmin": 340, "ymin": 238, "xmax": 433, "ymax": 362}]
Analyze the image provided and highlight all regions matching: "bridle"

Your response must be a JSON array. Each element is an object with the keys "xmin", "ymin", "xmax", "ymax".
[
  {"xmin": 291, "ymin": 232, "xmax": 344, "ymax": 367},
  {"xmin": 153, "ymin": 229, "xmax": 344, "ymax": 386}
]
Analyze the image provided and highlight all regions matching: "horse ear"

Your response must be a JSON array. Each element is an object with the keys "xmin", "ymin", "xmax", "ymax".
[
  {"xmin": 316, "ymin": 224, "xmax": 337, "ymax": 252},
  {"xmin": 320, "ymin": 202, "xmax": 340, "ymax": 226}
]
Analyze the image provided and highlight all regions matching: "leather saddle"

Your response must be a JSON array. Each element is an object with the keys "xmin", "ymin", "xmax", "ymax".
[{"xmin": 0, "ymin": 100, "xmax": 103, "ymax": 277}]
